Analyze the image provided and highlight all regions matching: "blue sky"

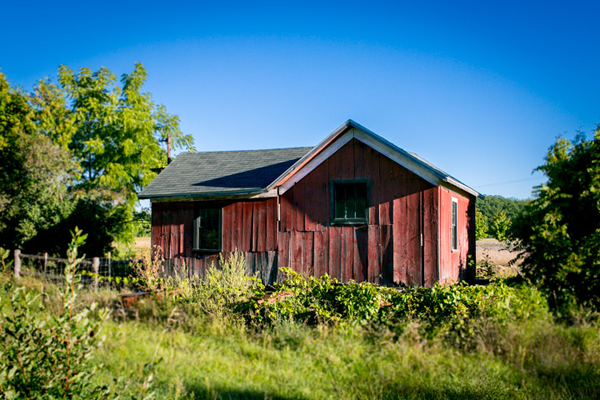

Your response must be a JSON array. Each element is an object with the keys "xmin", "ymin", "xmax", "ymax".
[{"xmin": 2, "ymin": 0, "xmax": 598, "ymax": 199}]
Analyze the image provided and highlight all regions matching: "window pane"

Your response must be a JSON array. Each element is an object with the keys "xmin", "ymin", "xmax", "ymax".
[
  {"xmin": 451, "ymin": 201, "xmax": 458, "ymax": 250},
  {"xmin": 197, "ymin": 208, "xmax": 220, "ymax": 250},
  {"xmin": 347, "ymin": 185, "xmax": 356, "ymax": 218},
  {"xmin": 355, "ymin": 184, "xmax": 367, "ymax": 219},
  {"xmin": 333, "ymin": 182, "xmax": 368, "ymax": 223}
]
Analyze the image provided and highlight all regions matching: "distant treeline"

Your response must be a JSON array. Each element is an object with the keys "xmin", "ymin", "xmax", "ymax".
[{"xmin": 476, "ymin": 195, "xmax": 529, "ymax": 241}]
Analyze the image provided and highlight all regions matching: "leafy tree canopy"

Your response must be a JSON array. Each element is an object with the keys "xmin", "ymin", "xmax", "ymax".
[
  {"xmin": 0, "ymin": 72, "xmax": 76, "ymax": 250},
  {"xmin": 476, "ymin": 195, "xmax": 528, "ymax": 240},
  {"xmin": 0, "ymin": 64, "xmax": 194, "ymax": 256},
  {"xmin": 511, "ymin": 126, "xmax": 600, "ymax": 314},
  {"xmin": 476, "ymin": 195, "xmax": 528, "ymax": 221},
  {"xmin": 59, "ymin": 63, "xmax": 194, "ymax": 206}
]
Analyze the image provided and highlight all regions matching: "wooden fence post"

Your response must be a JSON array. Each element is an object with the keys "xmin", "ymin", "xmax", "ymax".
[
  {"xmin": 43, "ymin": 252, "xmax": 48, "ymax": 288},
  {"xmin": 108, "ymin": 252, "xmax": 111, "ymax": 290},
  {"xmin": 92, "ymin": 257, "xmax": 99, "ymax": 292},
  {"xmin": 14, "ymin": 249, "xmax": 21, "ymax": 279}
]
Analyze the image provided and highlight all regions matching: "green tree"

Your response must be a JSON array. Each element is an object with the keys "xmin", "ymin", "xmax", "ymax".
[
  {"xmin": 512, "ymin": 126, "xmax": 600, "ymax": 314},
  {"xmin": 0, "ymin": 73, "xmax": 77, "ymax": 250},
  {"xmin": 58, "ymin": 63, "xmax": 194, "ymax": 245},
  {"xmin": 490, "ymin": 211, "xmax": 511, "ymax": 242},
  {"xmin": 475, "ymin": 211, "xmax": 489, "ymax": 240},
  {"xmin": 476, "ymin": 195, "xmax": 527, "ymax": 221}
]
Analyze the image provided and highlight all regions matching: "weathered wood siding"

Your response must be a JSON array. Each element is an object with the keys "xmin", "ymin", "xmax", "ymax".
[
  {"xmin": 437, "ymin": 186, "xmax": 475, "ymax": 284},
  {"xmin": 151, "ymin": 139, "xmax": 475, "ymax": 286},
  {"xmin": 152, "ymin": 201, "xmax": 195, "ymax": 259},
  {"xmin": 152, "ymin": 198, "xmax": 279, "ymax": 282},
  {"xmin": 279, "ymin": 138, "xmax": 440, "ymax": 287}
]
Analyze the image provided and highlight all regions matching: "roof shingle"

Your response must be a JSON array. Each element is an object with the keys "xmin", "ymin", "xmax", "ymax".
[{"xmin": 139, "ymin": 147, "xmax": 312, "ymax": 199}]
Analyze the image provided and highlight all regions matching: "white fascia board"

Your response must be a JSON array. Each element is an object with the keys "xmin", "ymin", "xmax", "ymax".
[
  {"xmin": 277, "ymin": 130, "xmax": 354, "ymax": 195},
  {"xmin": 443, "ymin": 177, "xmax": 482, "ymax": 199}
]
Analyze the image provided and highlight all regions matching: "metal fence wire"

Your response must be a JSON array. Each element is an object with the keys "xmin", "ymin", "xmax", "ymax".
[{"xmin": 13, "ymin": 250, "xmax": 137, "ymax": 289}]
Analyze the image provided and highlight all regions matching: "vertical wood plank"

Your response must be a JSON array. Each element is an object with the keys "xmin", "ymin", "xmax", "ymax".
[
  {"xmin": 255, "ymin": 200, "xmax": 267, "ymax": 252},
  {"xmin": 423, "ymin": 186, "xmax": 437, "ymax": 287},
  {"xmin": 340, "ymin": 139, "xmax": 355, "ymax": 179},
  {"xmin": 328, "ymin": 143, "xmax": 342, "ymax": 181},
  {"xmin": 290, "ymin": 230, "xmax": 303, "ymax": 275},
  {"xmin": 368, "ymin": 225, "xmax": 381, "ymax": 283},
  {"xmin": 354, "ymin": 139, "xmax": 368, "ymax": 180},
  {"xmin": 313, "ymin": 159, "xmax": 329, "ymax": 230},
  {"xmin": 353, "ymin": 226, "xmax": 368, "ymax": 282},
  {"xmin": 184, "ymin": 204, "xmax": 194, "ymax": 257},
  {"xmin": 328, "ymin": 227, "xmax": 342, "ymax": 280},
  {"xmin": 168, "ymin": 209, "xmax": 177, "ymax": 259},
  {"xmin": 393, "ymin": 196, "xmax": 407, "ymax": 285},
  {"xmin": 265, "ymin": 198, "xmax": 277, "ymax": 251},
  {"xmin": 409, "ymin": 186, "xmax": 422, "ymax": 286},
  {"xmin": 242, "ymin": 202, "xmax": 253, "ymax": 251},
  {"xmin": 277, "ymin": 231, "xmax": 291, "ymax": 281},
  {"xmin": 245, "ymin": 252, "xmax": 255, "ymax": 276},
  {"xmin": 266, "ymin": 251, "xmax": 278, "ymax": 284},
  {"xmin": 232, "ymin": 202, "xmax": 243, "ymax": 252},
  {"xmin": 380, "ymin": 225, "xmax": 393, "ymax": 284},
  {"xmin": 368, "ymin": 146, "xmax": 380, "ymax": 225},
  {"xmin": 340, "ymin": 226, "xmax": 354, "ymax": 282},
  {"xmin": 302, "ymin": 232, "xmax": 314, "ymax": 277},
  {"xmin": 294, "ymin": 180, "xmax": 305, "ymax": 232},
  {"xmin": 151, "ymin": 203, "xmax": 162, "ymax": 256},
  {"xmin": 221, "ymin": 204, "xmax": 233, "ymax": 253},
  {"xmin": 281, "ymin": 191, "xmax": 294, "ymax": 232},
  {"xmin": 314, "ymin": 230, "xmax": 329, "ymax": 278},
  {"xmin": 304, "ymin": 169, "xmax": 318, "ymax": 231}
]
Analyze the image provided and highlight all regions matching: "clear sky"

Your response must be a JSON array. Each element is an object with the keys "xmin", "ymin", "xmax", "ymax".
[{"xmin": 2, "ymin": 0, "xmax": 598, "ymax": 199}]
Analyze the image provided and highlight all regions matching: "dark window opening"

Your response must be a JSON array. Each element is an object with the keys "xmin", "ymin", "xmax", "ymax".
[
  {"xmin": 332, "ymin": 181, "xmax": 368, "ymax": 224},
  {"xmin": 193, "ymin": 208, "xmax": 221, "ymax": 252}
]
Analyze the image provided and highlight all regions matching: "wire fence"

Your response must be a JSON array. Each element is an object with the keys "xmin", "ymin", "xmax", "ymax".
[{"xmin": 12, "ymin": 249, "xmax": 138, "ymax": 291}]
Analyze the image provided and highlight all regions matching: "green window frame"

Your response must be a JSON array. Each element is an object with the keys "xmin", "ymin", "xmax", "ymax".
[
  {"xmin": 193, "ymin": 208, "xmax": 222, "ymax": 252},
  {"xmin": 331, "ymin": 180, "xmax": 369, "ymax": 225}
]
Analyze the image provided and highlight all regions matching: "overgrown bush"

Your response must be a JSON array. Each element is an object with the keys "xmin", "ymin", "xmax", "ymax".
[
  {"xmin": 0, "ymin": 228, "xmax": 110, "ymax": 399},
  {"xmin": 512, "ymin": 126, "xmax": 600, "ymax": 315},
  {"xmin": 176, "ymin": 252, "xmax": 258, "ymax": 322},
  {"xmin": 244, "ymin": 269, "xmax": 550, "ymax": 346}
]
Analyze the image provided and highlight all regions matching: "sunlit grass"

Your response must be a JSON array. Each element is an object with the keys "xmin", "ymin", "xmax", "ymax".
[
  {"xmin": 92, "ymin": 316, "xmax": 600, "ymax": 399},
  {"xmin": 2, "ymin": 268, "xmax": 599, "ymax": 400}
]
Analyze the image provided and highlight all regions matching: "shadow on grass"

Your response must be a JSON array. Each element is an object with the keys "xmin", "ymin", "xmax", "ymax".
[
  {"xmin": 181, "ymin": 366, "xmax": 600, "ymax": 400},
  {"xmin": 184, "ymin": 386, "xmax": 309, "ymax": 400}
]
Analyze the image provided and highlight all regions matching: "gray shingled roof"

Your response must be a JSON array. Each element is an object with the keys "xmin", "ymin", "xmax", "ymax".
[{"xmin": 139, "ymin": 147, "xmax": 313, "ymax": 199}]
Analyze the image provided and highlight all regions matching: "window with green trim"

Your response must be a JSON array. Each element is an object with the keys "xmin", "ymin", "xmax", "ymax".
[
  {"xmin": 331, "ymin": 180, "xmax": 368, "ymax": 224},
  {"xmin": 451, "ymin": 198, "xmax": 458, "ymax": 251},
  {"xmin": 193, "ymin": 208, "xmax": 221, "ymax": 252}
]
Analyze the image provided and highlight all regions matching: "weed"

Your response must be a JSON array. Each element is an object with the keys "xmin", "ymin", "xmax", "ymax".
[{"xmin": 0, "ymin": 228, "xmax": 110, "ymax": 399}]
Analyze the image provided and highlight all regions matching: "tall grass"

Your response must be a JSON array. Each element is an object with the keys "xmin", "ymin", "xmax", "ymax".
[{"xmin": 1, "ymin": 251, "xmax": 599, "ymax": 399}]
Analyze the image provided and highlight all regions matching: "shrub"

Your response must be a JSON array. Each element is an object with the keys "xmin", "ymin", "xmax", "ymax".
[
  {"xmin": 0, "ymin": 228, "xmax": 110, "ymax": 399},
  {"xmin": 246, "ymin": 270, "xmax": 550, "ymax": 346},
  {"xmin": 511, "ymin": 126, "xmax": 600, "ymax": 315}
]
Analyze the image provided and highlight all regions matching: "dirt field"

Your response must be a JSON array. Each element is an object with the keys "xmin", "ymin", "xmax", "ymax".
[
  {"xmin": 134, "ymin": 237, "xmax": 151, "ymax": 252},
  {"xmin": 476, "ymin": 238, "xmax": 521, "ymax": 277}
]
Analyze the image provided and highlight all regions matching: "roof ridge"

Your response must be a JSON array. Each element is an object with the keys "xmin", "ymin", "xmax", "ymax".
[{"xmin": 179, "ymin": 146, "xmax": 314, "ymax": 155}]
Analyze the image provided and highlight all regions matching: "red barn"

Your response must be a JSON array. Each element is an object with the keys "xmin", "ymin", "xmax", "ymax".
[{"xmin": 139, "ymin": 120, "xmax": 482, "ymax": 287}]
